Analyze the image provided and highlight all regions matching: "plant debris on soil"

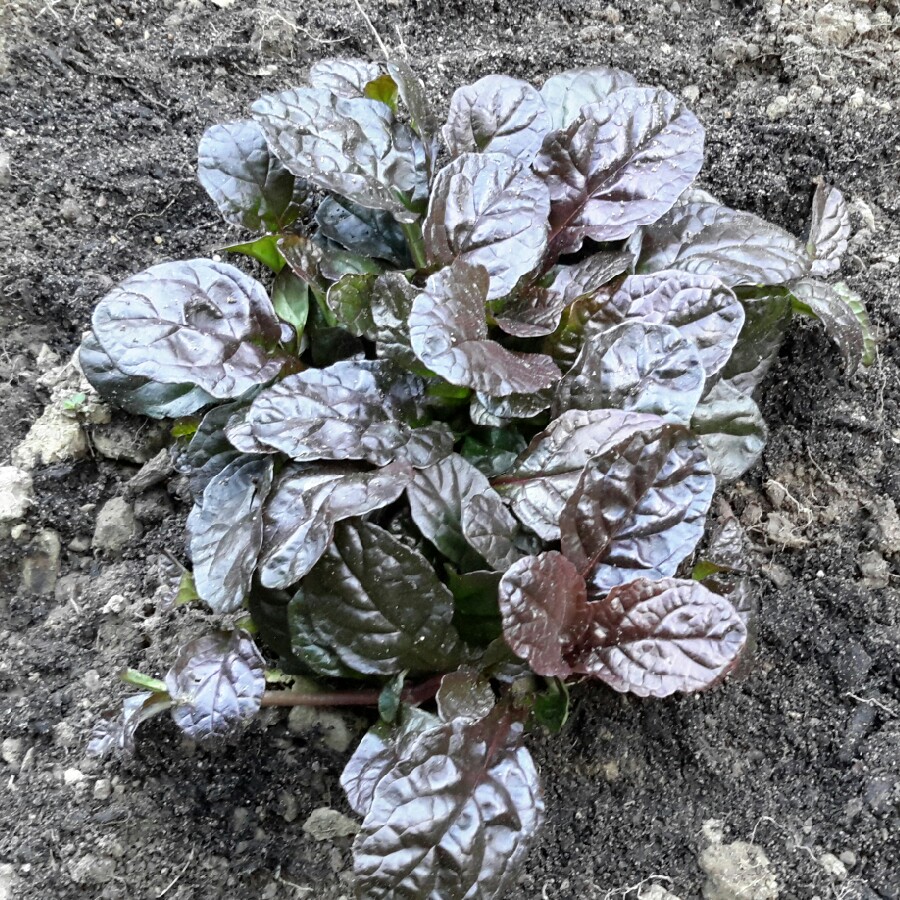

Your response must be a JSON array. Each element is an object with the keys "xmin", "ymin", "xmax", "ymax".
[{"xmin": 1, "ymin": 1, "xmax": 899, "ymax": 899}]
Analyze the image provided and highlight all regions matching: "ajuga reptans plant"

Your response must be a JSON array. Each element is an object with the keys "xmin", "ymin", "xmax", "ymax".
[{"xmin": 82, "ymin": 58, "xmax": 873, "ymax": 899}]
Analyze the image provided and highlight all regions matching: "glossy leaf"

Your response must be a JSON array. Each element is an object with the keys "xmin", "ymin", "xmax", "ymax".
[
  {"xmin": 436, "ymin": 669, "xmax": 496, "ymax": 723},
  {"xmin": 443, "ymin": 74, "xmax": 551, "ymax": 164},
  {"xmin": 581, "ymin": 270, "xmax": 744, "ymax": 377},
  {"xmin": 570, "ymin": 578, "xmax": 747, "ymax": 697},
  {"xmin": 719, "ymin": 293, "xmax": 792, "ymax": 395},
  {"xmin": 424, "ymin": 153, "xmax": 550, "ymax": 301},
  {"xmin": 258, "ymin": 461, "xmax": 412, "ymax": 589},
  {"xmin": 365, "ymin": 72, "xmax": 399, "ymax": 110},
  {"xmin": 409, "ymin": 262, "xmax": 561, "ymax": 397},
  {"xmin": 634, "ymin": 201, "xmax": 810, "ymax": 287},
  {"xmin": 559, "ymin": 423, "xmax": 714, "ymax": 591},
  {"xmin": 308, "ymin": 58, "xmax": 381, "ymax": 97},
  {"xmin": 554, "ymin": 321, "xmax": 705, "ymax": 423},
  {"xmin": 287, "ymin": 592, "xmax": 361, "ymax": 679},
  {"xmin": 165, "ymin": 630, "xmax": 266, "ymax": 740},
  {"xmin": 540, "ymin": 66, "xmax": 639, "ymax": 130},
  {"xmin": 197, "ymin": 119, "xmax": 309, "ymax": 232},
  {"xmin": 808, "ymin": 181, "xmax": 850, "ymax": 278},
  {"xmin": 187, "ymin": 456, "xmax": 274, "ymax": 613},
  {"xmin": 370, "ymin": 271, "xmax": 420, "ymax": 370},
  {"xmin": 222, "ymin": 233, "xmax": 286, "ymax": 272},
  {"xmin": 461, "ymin": 491, "xmax": 528, "ymax": 572},
  {"xmin": 790, "ymin": 278, "xmax": 867, "ymax": 374},
  {"xmin": 460, "ymin": 429, "xmax": 526, "ymax": 478},
  {"xmin": 834, "ymin": 281, "xmax": 875, "ymax": 366},
  {"xmin": 691, "ymin": 381, "xmax": 767, "ymax": 483},
  {"xmin": 79, "ymin": 333, "xmax": 214, "ymax": 420},
  {"xmin": 325, "ymin": 272, "xmax": 377, "ymax": 337},
  {"xmin": 448, "ymin": 569, "xmax": 504, "ymax": 645},
  {"xmin": 86, "ymin": 691, "xmax": 173, "ymax": 759},
  {"xmin": 496, "ymin": 251, "xmax": 632, "ymax": 338},
  {"xmin": 534, "ymin": 87, "xmax": 704, "ymax": 255},
  {"xmin": 531, "ymin": 678, "xmax": 570, "ymax": 733},
  {"xmin": 298, "ymin": 520, "xmax": 462, "ymax": 675},
  {"xmin": 387, "ymin": 59, "xmax": 440, "ymax": 165},
  {"xmin": 252, "ymin": 88, "xmax": 428, "ymax": 222},
  {"xmin": 494, "ymin": 409, "xmax": 663, "ymax": 540},
  {"xmin": 473, "ymin": 389, "xmax": 554, "ymax": 422},
  {"xmin": 271, "ymin": 267, "xmax": 309, "ymax": 334},
  {"xmin": 247, "ymin": 360, "xmax": 437, "ymax": 466},
  {"xmin": 91, "ymin": 260, "xmax": 287, "ymax": 399},
  {"xmin": 499, "ymin": 551, "xmax": 589, "ymax": 678},
  {"xmin": 407, "ymin": 453, "xmax": 496, "ymax": 568},
  {"xmin": 353, "ymin": 705, "xmax": 543, "ymax": 900},
  {"xmin": 315, "ymin": 196, "xmax": 410, "ymax": 266},
  {"xmin": 341, "ymin": 707, "xmax": 442, "ymax": 817}
]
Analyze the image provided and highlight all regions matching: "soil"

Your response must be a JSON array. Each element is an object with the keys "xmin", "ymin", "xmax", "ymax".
[{"xmin": 1, "ymin": 0, "xmax": 899, "ymax": 897}]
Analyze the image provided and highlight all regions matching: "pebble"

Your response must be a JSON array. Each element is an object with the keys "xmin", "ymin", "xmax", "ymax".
[
  {"xmin": 287, "ymin": 705, "xmax": 360, "ymax": 753},
  {"xmin": 839, "ymin": 850, "xmax": 856, "ymax": 868},
  {"xmin": 68, "ymin": 854, "xmax": 117, "ymax": 885},
  {"xmin": 92, "ymin": 497, "xmax": 138, "ymax": 554},
  {"xmin": 858, "ymin": 550, "xmax": 890, "ymax": 588},
  {"xmin": 91, "ymin": 420, "xmax": 167, "ymax": 464},
  {"xmin": 819, "ymin": 852, "xmax": 847, "ymax": 880},
  {"xmin": 63, "ymin": 767, "xmax": 85, "ymax": 785},
  {"xmin": 0, "ymin": 864, "xmax": 16, "ymax": 900},
  {"xmin": 21, "ymin": 529, "xmax": 61, "ymax": 596},
  {"xmin": 639, "ymin": 885, "xmax": 683, "ymax": 900},
  {"xmin": 1, "ymin": 737, "xmax": 24, "ymax": 772},
  {"xmin": 699, "ymin": 841, "xmax": 780, "ymax": 899},
  {"xmin": 11, "ymin": 404, "xmax": 88, "ymax": 470},
  {"xmin": 0, "ymin": 466, "xmax": 32, "ymax": 523},
  {"xmin": 812, "ymin": 1, "xmax": 856, "ymax": 48},
  {"xmin": 93, "ymin": 778, "xmax": 113, "ymax": 801},
  {"xmin": 101, "ymin": 593, "xmax": 128, "ymax": 614},
  {"xmin": 766, "ymin": 96, "xmax": 791, "ymax": 121},
  {"xmin": 302, "ymin": 807, "xmax": 359, "ymax": 841},
  {"xmin": 0, "ymin": 150, "xmax": 10, "ymax": 188}
]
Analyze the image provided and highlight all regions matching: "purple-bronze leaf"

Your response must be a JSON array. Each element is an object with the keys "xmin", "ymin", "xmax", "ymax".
[
  {"xmin": 91, "ymin": 260, "xmax": 287, "ymax": 399},
  {"xmin": 496, "ymin": 251, "xmax": 632, "ymax": 338},
  {"xmin": 534, "ymin": 87, "xmax": 704, "ymax": 256},
  {"xmin": 559, "ymin": 425, "xmax": 714, "ymax": 591},
  {"xmin": 409, "ymin": 262, "xmax": 560, "ymax": 397},
  {"xmin": 790, "ymin": 278, "xmax": 866, "ymax": 374},
  {"xmin": 436, "ymin": 669, "xmax": 496, "ymax": 723},
  {"xmin": 197, "ymin": 120, "xmax": 310, "ymax": 232},
  {"xmin": 460, "ymin": 492, "xmax": 528, "ymax": 572},
  {"xmin": 494, "ymin": 409, "xmax": 663, "ymax": 541},
  {"xmin": 298, "ymin": 520, "xmax": 462, "ymax": 675},
  {"xmin": 258, "ymin": 461, "xmax": 412, "ymax": 589},
  {"xmin": 571, "ymin": 578, "xmax": 747, "ymax": 697},
  {"xmin": 86, "ymin": 691, "xmax": 173, "ymax": 759},
  {"xmin": 252, "ymin": 88, "xmax": 428, "ymax": 222},
  {"xmin": 634, "ymin": 201, "xmax": 810, "ymax": 287},
  {"xmin": 424, "ymin": 153, "xmax": 550, "ymax": 300},
  {"xmin": 386, "ymin": 60, "xmax": 440, "ymax": 166},
  {"xmin": 554, "ymin": 321, "xmax": 705, "ymax": 423},
  {"xmin": 308, "ymin": 58, "xmax": 381, "ymax": 97},
  {"xmin": 499, "ymin": 551, "xmax": 590, "ymax": 678},
  {"xmin": 353, "ymin": 705, "xmax": 544, "ymax": 900},
  {"xmin": 315, "ymin": 196, "xmax": 410, "ymax": 266},
  {"xmin": 442, "ymin": 74, "xmax": 552, "ymax": 164},
  {"xmin": 539, "ymin": 66, "xmax": 639, "ymax": 130},
  {"xmin": 165, "ymin": 630, "xmax": 265, "ymax": 741},
  {"xmin": 690, "ymin": 381, "xmax": 767, "ymax": 483},
  {"xmin": 808, "ymin": 181, "xmax": 850, "ymax": 278},
  {"xmin": 187, "ymin": 456, "xmax": 274, "ymax": 614},
  {"xmin": 581, "ymin": 270, "xmax": 744, "ymax": 378}
]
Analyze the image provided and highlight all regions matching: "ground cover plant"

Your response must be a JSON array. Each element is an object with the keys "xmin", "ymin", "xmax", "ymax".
[{"xmin": 80, "ymin": 56, "xmax": 874, "ymax": 900}]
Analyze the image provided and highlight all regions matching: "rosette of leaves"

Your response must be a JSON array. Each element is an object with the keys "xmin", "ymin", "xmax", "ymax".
[{"xmin": 82, "ymin": 58, "xmax": 873, "ymax": 900}]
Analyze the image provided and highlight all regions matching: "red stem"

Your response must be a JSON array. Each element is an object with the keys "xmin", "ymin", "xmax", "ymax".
[{"xmin": 259, "ymin": 674, "xmax": 443, "ymax": 709}]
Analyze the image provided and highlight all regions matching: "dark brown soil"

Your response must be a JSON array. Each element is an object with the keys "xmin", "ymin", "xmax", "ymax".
[{"xmin": 1, "ymin": 0, "xmax": 899, "ymax": 898}]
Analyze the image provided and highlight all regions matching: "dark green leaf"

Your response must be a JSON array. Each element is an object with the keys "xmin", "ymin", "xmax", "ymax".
[
  {"xmin": 364, "ymin": 72, "xmax": 399, "ymax": 110},
  {"xmin": 315, "ymin": 196, "xmax": 411, "ymax": 266},
  {"xmin": 532, "ymin": 678, "xmax": 570, "ymax": 733},
  {"xmin": 324, "ymin": 272, "xmax": 377, "ymax": 337},
  {"xmin": 271, "ymin": 267, "xmax": 309, "ymax": 334},
  {"xmin": 378, "ymin": 672, "xmax": 406, "ymax": 724},
  {"xmin": 222, "ymin": 234, "xmax": 286, "ymax": 272}
]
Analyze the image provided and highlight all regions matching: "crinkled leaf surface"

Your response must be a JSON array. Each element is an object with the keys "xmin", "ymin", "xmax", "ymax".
[
  {"xmin": 247, "ymin": 360, "xmax": 436, "ymax": 466},
  {"xmin": 187, "ymin": 456, "xmax": 274, "ymax": 613},
  {"xmin": 298, "ymin": 519, "xmax": 462, "ymax": 675},
  {"xmin": 315, "ymin": 196, "xmax": 410, "ymax": 266},
  {"xmin": 424, "ymin": 153, "xmax": 550, "ymax": 301},
  {"xmin": 252, "ymin": 88, "xmax": 427, "ymax": 221},
  {"xmin": 91, "ymin": 260, "xmax": 287, "ymax": 399},
  {"xmin": 559, "ymin": 423, "xmax": 714, "ymax": 592},
  {"xmin": 474, "ymin": 389, "xmax": 554, "ymax": 422},
  {"xmin": 165, "ymin": 630, "xmax": 265, "ymax": 740},
  {"xmin": 581, "ymin": 270, "xmax": 744, "ymax": 377},
  {"xmin": 370, "ymin": 271, "xmax": 420, "ymax": 370},
  {"xmin": 539, "ymin": 66, "xmax": 639, "ymax": 130},
  {"xmin": 79, "ymin": 333, "xmax": 214, "ymax": 420},
  {"xmin": 494, "ymin": 409, "xmax": 662, "ymax": 540},
  {"xmin": 325, "ymin": 272, "xmax": 377, "ymax": 337},
  {"xmin": 259, "ymin": 460, "xmax": 412, "ymax": 589},
  {"xmin": 287, "ymin": 591, "xmax": 361, "ymax": 679},
  {"xmin": 407, "ymin": 452, "xmax": 496, "ymax": 568},
  {"xmin": 460, "ymin": 491, "xmax": 528, "ymax": 572},
  {"xmin": 808, "ymin": 182, "xmax": 850, "ymax": 278},
  {"xmin": 571, "ymin": 577, "xmax": 746, "ymax": 697},
  {"xmin": 387, "ymin": 59, "xmax": 439, "ymax": 165},
  {"xmin": 353, "ymin": 705, "xmax": 544, "ymax": 900},
  {"xmin": 634, "ymin": 201, "xmax": 810, "ymax": 287},
  {"xmin": 534, "ymin": 87, "xmax": 704, "ymax": 255},
  {"xmin": 554, "ymin": 321, "xmax": 705, "ymax": 423},
  {"xmin": 719, "ymin": 293, "xmax": 792, "ymax": 395},
  {"xmin": 341, "ymin": 708, "xmax": 442, "ymax": 817},
  {"xmin": 197, "ymin": 119, "xmax": 309, "ymax": 231},
  {"xmin": 308, "ymin": 58, "xmax": 381, "ymax": 97},
  {"xmin": 436, "ymin": 669, "xmax": 496, "ymax": 723},
  {"xmin": 496, "ymin": 251, "xmax": 632, "ymax": 338},
  {"xmin": 790, "ymin": 278, "xmax": 866, "ymax": 374},
  {"xmin": 448, "ymin": 569, "xmax": 504, "ymax": 646},
  {"xmin": 461, "ymin": 428, "xmax": 526, "ymax": 479},
  {"xmin": 691, "ymin": 381, "xmax": 766, "ymax": 483},
  {"xmin": 443, "ymin": 74, "xmax": 551, "ymax": 164},
  {"xmin": 498, "ymin": 551, "xmax": 589, "ymax": 678},
  {"xmin": 87, "ymin": 691, "xmax": 172, "ymax": 759},
  {"xmin": 409, "ymin": 263, "xmax": 561, "ymax": 396}
]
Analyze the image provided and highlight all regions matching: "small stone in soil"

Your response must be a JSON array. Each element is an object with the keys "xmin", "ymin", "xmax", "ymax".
[
  {"xmin": 92, "ymin": 497, "xmax": 138, "ymax": 554},
  {"xmin": 302, "ymin": 808, "xmax": 359, "ymax": 841},
  {"xmin": 20, "ymin": 529, "xmax": 61, "ymax": 596},
  {"xmin": 0, "ymin": 466, "xmax": 32, "ymax": 523},
  {"xmin": 699, "ymin": 840, "xmax": 780, "ymax": 900}
]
